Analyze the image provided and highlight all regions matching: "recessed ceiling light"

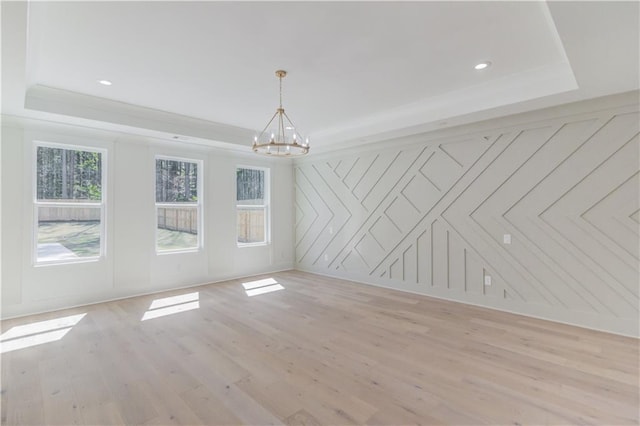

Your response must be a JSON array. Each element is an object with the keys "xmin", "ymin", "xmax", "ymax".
[
  {"xmin": 474, "ymin": 62, "xmax": 491, "ymax": 70},
  {"xmin": 97, "ymin": 79, "xmax": 112, "ymax": 86}
]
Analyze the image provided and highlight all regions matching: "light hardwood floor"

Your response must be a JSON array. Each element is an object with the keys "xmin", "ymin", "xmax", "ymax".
[{"xmin": 1, "ymin": 270, "xmax": 638, "ymax": 425}]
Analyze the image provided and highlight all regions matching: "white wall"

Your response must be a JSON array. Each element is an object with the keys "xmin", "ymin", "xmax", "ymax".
[
  {"xmin": 1, "ymin": 119, "xmax": 294, "ymax": 318},
  {"xmin": 294, "ymin": 91, "xmax": 640, "ymax": 337},
  {"xmin": 3, "ymin": 92, "xmax": 638, "ymax": 337}
]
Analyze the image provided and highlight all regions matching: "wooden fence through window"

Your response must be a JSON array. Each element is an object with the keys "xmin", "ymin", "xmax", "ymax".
[
  {"xmin": 237, "ymin": 209, "xmax": 265, "ymax": 243},
  {"xmin": 156, "ymin": 208, "xmax": 198, "ymax": 234}
]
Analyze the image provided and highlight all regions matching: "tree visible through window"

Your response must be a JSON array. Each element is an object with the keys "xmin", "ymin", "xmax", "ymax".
[
  {"xmin": 156, "ymin": 159, "xmax": 198, "ymax": 203},
  {"xmin": 155, "ymin": 157, "xmax": 201, "ymax": 252},
  {"xmin": 237, "ymin": 167, "xmax": 269, "ymax": 245},
  {"xmin": 35, "ymin": 144, "xmax": 105, "ymax": 263}
]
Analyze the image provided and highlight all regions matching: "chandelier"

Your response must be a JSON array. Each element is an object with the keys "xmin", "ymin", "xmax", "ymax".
[{"xmin": 252, "ymin": 70, "xmax": 309, "ymax": 156}]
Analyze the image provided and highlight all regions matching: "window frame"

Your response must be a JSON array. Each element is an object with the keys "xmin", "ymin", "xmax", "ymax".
[
  {"xmin": 236, "ymin": 165, "xmax": 270, "ymax": 247},
  {"xmin": 154, "ymin": 155, "xmax": 203, "ymax": 254},
  {"xmin": 32, "ymin": 141, "xmax": 107, "ymax": 266}
]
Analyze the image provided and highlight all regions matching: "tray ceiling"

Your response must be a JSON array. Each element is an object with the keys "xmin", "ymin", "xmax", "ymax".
[{"xmin": 2, "ymin": 1, "xmax": 638, "ymax": 152}]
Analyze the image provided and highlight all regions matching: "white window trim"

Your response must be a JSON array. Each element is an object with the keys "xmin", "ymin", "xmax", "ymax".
[
  {"xmin": 155, "ymin": 155, "xmax": 203, "ymax": 254},
  {"xmin": 236, "ymin": 165, "xmax": 270, "ymax": 247},
  {"xmin": 33, "ymin": 141, "xmax": 107, "ymax": 266}
]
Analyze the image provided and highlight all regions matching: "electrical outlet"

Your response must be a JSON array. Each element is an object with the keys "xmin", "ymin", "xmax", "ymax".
[
  {"xmin": 484, "ymin": 275, "xmax": 492, "ymax": 286},
  {"xmin": 329, "ymin": 226, "xmax": 333, "ymax": 234},
  {"xmin": 503, "ymin": 234, "xmax": 511, "ymax": 244},
  {"xmin": 324, "ymin": 253, "xmax": 329, "ymax": 261}
]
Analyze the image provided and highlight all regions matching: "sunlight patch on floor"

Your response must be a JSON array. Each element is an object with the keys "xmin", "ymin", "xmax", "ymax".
[
  {"xmin": 242, "ymin": 278, "xmax": 284, "ymax": 297},
  {"xmin": 0, "ymin": 313, "xmax": 86, "ymax": 354},
  {"xmin": 142, "ymin": 292, "xmax": 200, "ymax": 321}
]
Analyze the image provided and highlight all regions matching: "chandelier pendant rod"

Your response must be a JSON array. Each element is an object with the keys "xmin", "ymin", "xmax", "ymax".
[
  {"xmin": 277, "ymin": 72, "xmax": 285, "ymax": 149},
  {"xmin": 279, "ymin": 72, "xmax": 283, "ymax": 109}
]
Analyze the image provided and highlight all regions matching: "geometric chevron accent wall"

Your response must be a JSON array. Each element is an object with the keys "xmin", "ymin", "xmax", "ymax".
[{"xmin": 295, "ymin": 100, "xmax": 640, "ymax": 336}]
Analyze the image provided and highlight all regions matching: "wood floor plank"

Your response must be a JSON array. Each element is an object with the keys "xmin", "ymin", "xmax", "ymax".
[
  {"xmin": 1, "ymin": 270, "xmax": 638, "ymax": 425},
  {"xmin": 179, "ymin": 384, "xmax": 242, "ymax": 425},
  {"xmin": 284, "ymin": 409, "xmax": 322, "ymax": 426}
]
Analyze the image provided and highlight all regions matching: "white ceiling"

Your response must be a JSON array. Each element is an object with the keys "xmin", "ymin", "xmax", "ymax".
[{"xmin": 2, "ymin": 1, "xmax": 639, "ymax": 152}]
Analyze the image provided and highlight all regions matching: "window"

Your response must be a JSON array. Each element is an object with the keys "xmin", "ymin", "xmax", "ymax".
[
  {"xmin": 155, "ymin": 157, "xmax": 202, "ymax": 252},
  {"xmin": 35, "ymin": 143, "xmax": 105, "ymax": 264},
  {"xmin": 237, "ymin": 166, "xmax": 269, "ymax": 245}
]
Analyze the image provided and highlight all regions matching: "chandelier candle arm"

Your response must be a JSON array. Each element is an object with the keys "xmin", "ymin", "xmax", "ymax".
[{"xmin": 252, "ymin": 69, "xmax": 310, "ymax": 156}]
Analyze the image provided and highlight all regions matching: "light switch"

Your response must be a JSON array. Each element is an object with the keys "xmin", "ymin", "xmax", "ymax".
[
  {"xmin": 503, "ymin": 234, "xmax": 511, "ymax": 244},
  {"xmin": 484, "ymin": 275, "xmax": 492, "ymax": 286}
]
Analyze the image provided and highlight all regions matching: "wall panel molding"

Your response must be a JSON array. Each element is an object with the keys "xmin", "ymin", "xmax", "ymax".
[{"xmin": 294, "ymin": 95, "xmax": 640, "ymax": 336}]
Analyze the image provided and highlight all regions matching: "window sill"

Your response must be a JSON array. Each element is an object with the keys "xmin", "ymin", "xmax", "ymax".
[
  {"xmin": 156, "ymin": 248, "xmax": 201, "ymax": 255},
  {"xmin": 34, "ymin": 256, "xmax": 103, "ymax": 267},
  {"xmin": 237, "ymin": 242, "xmax": 270, "ymax": 248}
]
